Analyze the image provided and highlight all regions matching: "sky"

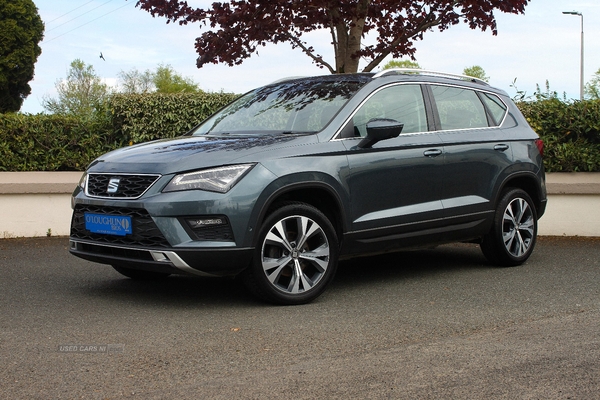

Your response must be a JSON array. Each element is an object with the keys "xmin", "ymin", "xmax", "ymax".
[{"xmin": 21, "ymin": 0, "xmax": 600, "ymax": 114}]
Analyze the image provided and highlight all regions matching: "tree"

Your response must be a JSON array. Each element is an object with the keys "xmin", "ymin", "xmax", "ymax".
[
  {"xmin": 43, "ymin": 59, "xmax": 111, "ymax": 117},
  {"xmin": 383, "ymin": 59, "xmax": 422, "ymax": 70},
  {"xmin": 137, "ymin": 0, "xmax": 529, "ymax": 74},
  {"xmin": 117, "ymin": 64, "xmax": 200, "ymax": 94},
  {"xmin": 585, "ymin": 68, "xmax": 600, "ymax": 100},
  {"xmin": 153, "ymin": 64, "xmax": 199, "ymax": 93},
  {"xmin": 0, "ymin": 0, "xmax": 44, "ymax": 113},
  {"xmin": 463, "ymin": 65, "xmax": 489, "ymax": 82},
  {"xmin": 118, "ymin": 68, "xmax": 154, "ymax": 94}
]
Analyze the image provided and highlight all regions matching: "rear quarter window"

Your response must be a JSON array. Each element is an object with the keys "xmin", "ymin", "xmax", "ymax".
[{"xmin": 480, "ymin": 92, "xmax": 508, "ymax": 126}]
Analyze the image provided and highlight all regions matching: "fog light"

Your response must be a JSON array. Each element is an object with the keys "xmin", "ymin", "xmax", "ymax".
[
  {"xmin": 186, "ymin": 217, "xmax": 226, "ymax": 229},
  {"xmin": 182, "ymin": 216, "xmax": 234, "ymax": 242}
]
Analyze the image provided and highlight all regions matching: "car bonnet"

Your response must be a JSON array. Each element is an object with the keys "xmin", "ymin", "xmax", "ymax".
[{"xmin": 87, "ymin": 133, "xmax": 317, "ymax": 175}]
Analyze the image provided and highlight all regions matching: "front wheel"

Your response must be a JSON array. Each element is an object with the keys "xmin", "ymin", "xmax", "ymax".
[
  {"xmin": 481, "ymin": 188, "xmax": 538, "ymax": 267},
  {"xmin": 242, "ymin": 202, "xmax": 339, "ymax": 305}
]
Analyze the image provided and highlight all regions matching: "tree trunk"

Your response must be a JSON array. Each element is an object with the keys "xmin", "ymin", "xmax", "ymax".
[{"xmin": 332, "ymin": 0, "xmax": 369, "ymax": 73}]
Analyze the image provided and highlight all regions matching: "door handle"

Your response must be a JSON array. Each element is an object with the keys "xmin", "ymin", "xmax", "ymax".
[
  {"xmin": 423, "ymin": 149, "xmax": 442, "ymax": 157},
  {"xmin": 494, "ymin": 144, "xmax": 509, "ymax": 151}
]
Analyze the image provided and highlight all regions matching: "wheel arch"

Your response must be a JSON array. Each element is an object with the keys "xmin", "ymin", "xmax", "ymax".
[
  {"xmin": 497, "ymin": 172, "xmax": 546, "ymax": 218},
  {"xmin": 251, "ymin": 181, "xmax": 348, "ymax": 248}
]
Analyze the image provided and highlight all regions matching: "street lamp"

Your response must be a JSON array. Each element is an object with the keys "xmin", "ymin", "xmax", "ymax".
[{"xmin": 563, "ymin": 11, "xmax": 584, "ymax": 100}]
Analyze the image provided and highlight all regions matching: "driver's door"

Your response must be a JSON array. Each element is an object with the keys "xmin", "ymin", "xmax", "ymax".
[{"xmin": 340, "ymin": 84, "xmax": 446, "ymax": 251}]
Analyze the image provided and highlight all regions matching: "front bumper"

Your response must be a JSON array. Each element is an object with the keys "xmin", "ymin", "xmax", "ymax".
[
  {"xmin": 69, "ymin": 239, "xmax": 253, "ymax": 277},
  {"xmin": 68, "ymin": 164, "xmax": 279, "ymax": 276},
  {"xmin": 69, "ymin": 201, "xmax": 254, "ymax": 277}
]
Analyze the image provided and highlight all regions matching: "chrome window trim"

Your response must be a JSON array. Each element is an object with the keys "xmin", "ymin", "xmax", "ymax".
[
  {"xmin": 331, "ymin": 81, "xmax": 509, "ymax": 142},
  {"xmin": 331, "ymin": 82, "xmax": 433, "ymax": 142}
]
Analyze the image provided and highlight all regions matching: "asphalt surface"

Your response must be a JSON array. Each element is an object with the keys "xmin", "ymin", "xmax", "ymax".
[{"xmin": 1, "ymin": 236, "xmax": 599, "ymax": 399}]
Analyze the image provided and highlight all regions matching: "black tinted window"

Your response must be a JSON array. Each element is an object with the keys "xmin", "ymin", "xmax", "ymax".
[
  {"xmin": 431, "ymin": 85, "xmax": 488, "ymax": 130},
  {"xmin": 352, "ymin": 84, "xmax": 427, "ymax": 137},
  {"xmin": 480, "ymin": 92, "xmax": 507, "ymax": 126}
]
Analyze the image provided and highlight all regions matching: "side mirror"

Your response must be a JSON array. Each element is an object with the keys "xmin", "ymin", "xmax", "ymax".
[{"xmin": 356, "ymin": 118, "xmax": 404, "ymax": 149}]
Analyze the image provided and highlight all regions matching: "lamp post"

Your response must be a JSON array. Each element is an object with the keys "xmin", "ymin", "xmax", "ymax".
[{"xmin": 563, "ymin": 11, "xmax": 584, "ymax": 100}]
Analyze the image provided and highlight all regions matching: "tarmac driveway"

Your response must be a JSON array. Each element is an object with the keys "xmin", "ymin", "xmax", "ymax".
[{"xmin": 1, "ymin": 236, "xmax": 599, "ymax": 399}]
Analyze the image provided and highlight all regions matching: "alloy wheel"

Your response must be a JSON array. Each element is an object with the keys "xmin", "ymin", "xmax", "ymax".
[
  {"xmin": 502, "ymin": 197, "xmax": 535, "ymax": 258},
  {"xmin": 261, "ymin": 214, "xmax": 330, "ymax": 294}
]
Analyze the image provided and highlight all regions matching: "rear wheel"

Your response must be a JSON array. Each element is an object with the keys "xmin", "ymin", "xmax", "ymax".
[
  {"xmin": 481, "ymin": 188, "xmax": 538, "ymax": 266},
  {"xmin": 242, "ymin": 202, "xmax": 339, "ymax": 305},
  {"xmin": 112, "ymin": 265, "xmax": 171, "ymax": 280}
]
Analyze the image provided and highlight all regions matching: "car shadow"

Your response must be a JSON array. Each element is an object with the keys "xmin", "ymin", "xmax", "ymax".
[
  {"xmin": 77, "ymin": 242, "xmax": 489, "ymax": 307},
  {"xmin": 332, "ymin": 242, "xmax": 490, "ymax": 289},
  {"xmin": 79, "ymin": 269, "xmax": 260, "ymax": 308}
]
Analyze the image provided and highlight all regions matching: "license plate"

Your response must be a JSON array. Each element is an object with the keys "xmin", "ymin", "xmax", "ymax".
[{"xmin": 84, "ymin": 213, "xmax": 132, "ymax": 236}]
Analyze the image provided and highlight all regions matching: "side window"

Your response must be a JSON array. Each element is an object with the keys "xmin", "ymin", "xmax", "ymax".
[
  {"xmin": 480, "ymin": 92, "xmax": 507, "ymax": 126},
  {"xmin": 431, "ymin": 85, "xmax": 488, "ymax": 130},
  {"xmin": 351, "ymin": 84, "xmax": 427, "ymax": 137}
]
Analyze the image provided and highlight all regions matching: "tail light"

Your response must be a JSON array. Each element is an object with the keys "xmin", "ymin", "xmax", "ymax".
[{"xmin": 534, "ymin": 139, "xmax": 544, "ymax": 157}]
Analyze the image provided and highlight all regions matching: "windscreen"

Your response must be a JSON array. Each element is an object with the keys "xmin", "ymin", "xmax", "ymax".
[{"xmin": 192, "ymin": 78, "xmax": 367, "ymax": 135}]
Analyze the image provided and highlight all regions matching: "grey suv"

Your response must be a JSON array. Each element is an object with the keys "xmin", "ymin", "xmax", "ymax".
[{"xmin": 70, "ymin": 69, "xmax": 547, "ymax": 305}]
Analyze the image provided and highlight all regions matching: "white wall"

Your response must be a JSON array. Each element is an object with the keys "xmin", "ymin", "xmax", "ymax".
[
  {"xmin": 0, "ymin": 194, "xmax": 72, "ymax": 238},
  {"xmin": 1, "ymin": 172, "xmax": 599, "ymax": 238}
]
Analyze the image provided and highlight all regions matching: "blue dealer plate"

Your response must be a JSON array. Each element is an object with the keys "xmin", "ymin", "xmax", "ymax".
[{"xmin": 84, "ymin": 213, "xmax": 132, "ymax": 236}]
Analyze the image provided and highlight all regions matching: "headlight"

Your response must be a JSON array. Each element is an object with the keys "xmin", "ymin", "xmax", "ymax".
[
  {"xmin": 163, "ymin": 164, "xmax": 254, "ymax": 194},
  {"xmin": 78, "ymin": 172, "xmax": 88, "ymax": 190}
]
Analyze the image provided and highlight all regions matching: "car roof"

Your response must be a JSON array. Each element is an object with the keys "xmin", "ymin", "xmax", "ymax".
[{"xmin": 269, "ymin": 69, "xmax": 505, "ymax": 96}]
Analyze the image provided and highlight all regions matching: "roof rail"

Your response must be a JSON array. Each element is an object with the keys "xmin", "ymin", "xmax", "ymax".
[{"xmin": 372, "ymin": 68, "xmax": 489, "ymax": 86}]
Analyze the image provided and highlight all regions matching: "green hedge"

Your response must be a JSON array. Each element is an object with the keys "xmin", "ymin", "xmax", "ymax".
[
  {"xmin": 1, "ymin": 93, "xmax": 599, "ymax": 172},
  {"xmin": 0, "ymin": 113, "xmax": 120, "ymax": 171},
  {"xmin": 110, "ymin": 92, "xmax": 238, "ymax": 144},
  {"xmin": 517, "ymin": 98, "xmax": 600, "ymax": 172},
  {"xmin": 0, "ymin": 92, "xmax": 238, "ymax": 171}
]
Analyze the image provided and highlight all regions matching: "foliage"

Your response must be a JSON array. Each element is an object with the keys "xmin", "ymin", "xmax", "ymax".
[
  {"xmin": 517, "ymin": 97, "xmax": 600, "ymax": 172},
  {"xmin": 585, "ymin": 68, "xmax": 600, "ymax": 100},
  {"xmin": 118, "ymin": 68, "xmax": 154, "ymax": 94},
  {"xmin": 153, "ymin": 64, "xmax": 200, "ymax": 93},
  {"xmin": 0, "ymin": 112, "xmax": 119, "ymax": 171},
  {"xmin": 136, "ymin": 0, "xmax": 529, "ymax": 74},
  {"xmin": 382, "ymin": 59, "xmax": 421, "ymax": 70},
  {"xmin": 109, "ymin": 91, "xmax": 237, "ymax": 144},
  {"xmin": 1, "ymin": 91, "xmax": 237, "ymax": 171},
  {"xmin": 463, "ymin": 65, "xmax": 489, "ymax": 82},
  {"xmin": 118, "ymin": 64, "xmax": 201, "ymax": 94},
  {"xmin": 42, "ymin": 59, "xmax": 111, "ymax": 118},
  {"xmin": 0, "ymin": 0, "xmax": 44, "ymax": 113}
]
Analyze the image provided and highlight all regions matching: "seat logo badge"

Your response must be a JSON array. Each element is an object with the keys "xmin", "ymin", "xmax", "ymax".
[{"xmin": 107, "ymin": 177, "xmax": 121, "ymax": 194}]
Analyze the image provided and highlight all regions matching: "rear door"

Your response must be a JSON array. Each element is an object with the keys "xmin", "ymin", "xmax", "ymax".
[{"xmin": 427, "ymin": 84, "xmax": 513, "ymax": 231}]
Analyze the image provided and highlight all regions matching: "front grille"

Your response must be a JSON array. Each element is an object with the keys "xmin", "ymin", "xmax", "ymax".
[
  {"xmin": 70, "ymin": 205, "xmax": 170, "ymax": 248},
  {"xmin": 86, "ymin": 174, "xmax": 160, "ymax": 199}
]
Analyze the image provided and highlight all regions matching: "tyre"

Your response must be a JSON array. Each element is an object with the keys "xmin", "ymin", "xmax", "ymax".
[
  {"xmin": 243, "ymin": 202, "xmax": 339, "ymax": 305},
  {"xmin": 481, "ymin": 188, "xmax": 538, "ymax": 266},
  {"xmin": 112, "ymin": 265, "xmax": 171, "ymax": 280}
]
